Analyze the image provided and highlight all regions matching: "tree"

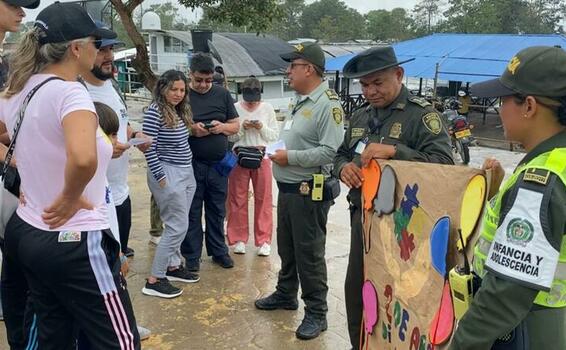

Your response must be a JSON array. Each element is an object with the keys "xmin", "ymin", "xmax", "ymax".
[
  {"xmin": 110, "ymin": 0, "xmax": 284, "ymax": 90},
  {"xmin": 144, "ymin": 3, "xmax": 191, "ymax": 31},
  {"xmin": 300, "ymin": 0, "xmax": 365, "ymax": 41},
  {"xmin": 413, "ymin": 0, "xmax": 445, "ymax": 33},
  {"xmin": 441, "ymin": 0, "xmax": 565, "ymax": 34},
  {"xmin": 366, "ymin": 8, "xmax": 416, "ymax": 42},
  {"xmin": 269, "ymin": 0, "xmax": 305, "ymax": 41}
]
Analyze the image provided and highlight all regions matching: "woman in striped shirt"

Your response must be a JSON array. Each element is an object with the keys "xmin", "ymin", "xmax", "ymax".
[{"xmin": 142, "ymin": 70, "xmax": 199, "ymax": 299}]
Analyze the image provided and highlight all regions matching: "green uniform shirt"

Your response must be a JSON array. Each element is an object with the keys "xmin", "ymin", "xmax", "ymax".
[
  {"xmin": 451, "ymin": 131, "xmax": 566, "ymax": 350},
  {"xmin": 273, "ymin": 81, "xmax": 344, "ymax": 183},
  {"xmin": 333, "ymin": 85, "xmax": 454, "ymax": 206}
]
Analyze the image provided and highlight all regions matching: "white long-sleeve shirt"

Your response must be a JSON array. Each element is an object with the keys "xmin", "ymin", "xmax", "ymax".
[{"xmin": 233, "ymin": 101, "xmax": 279, "ymax": 148}]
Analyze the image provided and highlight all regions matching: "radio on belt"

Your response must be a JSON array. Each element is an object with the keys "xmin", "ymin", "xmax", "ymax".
[
  {"xmin": 312, "ymin": 174, "xmax": 324, "ymax": 201},
  {"xmin": 449, "ymin": 229, "xmax": 474, "ymax": 320}
]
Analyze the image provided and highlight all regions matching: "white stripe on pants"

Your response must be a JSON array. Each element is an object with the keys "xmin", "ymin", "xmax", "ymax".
[{"xmin": 147, "ymin": 163, "xmax": 196, "ymax": 277}]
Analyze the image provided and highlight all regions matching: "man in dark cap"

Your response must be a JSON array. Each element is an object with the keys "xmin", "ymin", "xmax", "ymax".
[
  {"xmin": 333, "ymin": 46, "xmax": 453, "ymax": 350},
  {"xmin": 255, "ymin": 41, "xmax": 344, "ymax": 340}
]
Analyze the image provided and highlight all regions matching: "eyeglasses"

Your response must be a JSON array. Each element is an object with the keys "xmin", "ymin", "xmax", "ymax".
[{"xmin": 92, "ymin": 40, "xmax": 103, "ymax": 49}]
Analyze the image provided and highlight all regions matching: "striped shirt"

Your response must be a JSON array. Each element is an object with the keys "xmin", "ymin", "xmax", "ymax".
[{"xmin": 142, "ymin": 103, "xmax": 192, "ymax": 181}]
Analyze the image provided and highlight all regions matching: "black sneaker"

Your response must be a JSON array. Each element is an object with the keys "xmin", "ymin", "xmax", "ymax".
[
  {"xmin": 212, "ymin": 254, "xmax": 234, "ymax": 269},
  {"xmin": 186, "ymin": 259, "xmax": 200, "ymax": 272},
  {"xmin": 254, "ymin": 291, "xmax": 299, "ymax": 310},
  {"xmin": 123, "ymin": 247, "xmax": 135, "ymax": 257},
  {"xmin": 166, "ymin": 266, "xmax": 200, "ymax": 283},
  {"xmin": 295, "ymin": 313, "xmax": 328, "ymax": 340},
  {"xmin": 142, "ymin": 278, "xmax": 183, "ymax": 299}
]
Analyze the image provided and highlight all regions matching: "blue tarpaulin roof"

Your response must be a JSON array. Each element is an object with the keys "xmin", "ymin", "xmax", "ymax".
[{"xmin": 325, "ymin": 33, "xmax": 566, "ymax": 83}]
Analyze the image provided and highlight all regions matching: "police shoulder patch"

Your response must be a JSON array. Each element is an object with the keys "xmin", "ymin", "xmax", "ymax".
[
  {"xmin": 332, "ymin": 107, "xmax": 343, "ymax": 125},
  {"xmin": 325, "ymin": 89, "xmax": 339, "ymax": 100},
  {"xmin": 422, "ymin": 113, "xmax": 442, "ymax": 135},
  {"xmin": 523, "ymin": 168, "xmax": 550, "ymax": 185},
  {"xmin": 408, "ymin": 96, "xmax": 431, "ymax": 108}
]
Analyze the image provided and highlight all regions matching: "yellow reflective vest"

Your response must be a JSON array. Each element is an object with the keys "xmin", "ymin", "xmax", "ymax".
[{"xmin": 474, "ymin": 148, "xmax": 566, "ymax": 307}]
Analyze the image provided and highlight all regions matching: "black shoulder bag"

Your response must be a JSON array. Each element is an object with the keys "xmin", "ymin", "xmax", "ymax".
[
  {"xmin": 1, "ymin": 77, "xmax": 63, "ymax": 197},
  {"xmin": 235, "ymin": 146, "xmax": 265, "ymax": 169}
]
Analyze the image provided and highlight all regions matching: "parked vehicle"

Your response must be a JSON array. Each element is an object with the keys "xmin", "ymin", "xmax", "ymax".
[{"xmin": 443, "ymin": 98, "xmax": 473, "ymax": 165}]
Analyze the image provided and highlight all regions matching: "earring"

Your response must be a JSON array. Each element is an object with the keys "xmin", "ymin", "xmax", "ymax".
[{"xmin": 523, "ymin": 114, "xmax": 528, "ymax": 118}]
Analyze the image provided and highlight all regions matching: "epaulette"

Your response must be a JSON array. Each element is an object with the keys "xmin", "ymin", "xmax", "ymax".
[
  {"xmin": 325, "ymin": 89, "xmax": 339, "ymax": 101},
  {"xmin": 523, "ymin": 168, "xmax": 551, "ymax": 186},
  {"xmin": 408, "ymin": 96, "xmax": 431, "ymax": 108}
]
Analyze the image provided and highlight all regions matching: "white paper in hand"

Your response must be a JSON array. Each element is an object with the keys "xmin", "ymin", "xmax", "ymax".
[
  {"xmin": 266, "ymin": 140, "xmax": 286, "ymax": 156},
  {"xmin": 128, "ymin": 137, "xmax": 151, "ymax": 146}
]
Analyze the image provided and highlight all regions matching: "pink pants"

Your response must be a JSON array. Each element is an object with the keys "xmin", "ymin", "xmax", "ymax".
[{"xmin": 227, "ymin": 158, "xmax": 273, "ymax": 247}]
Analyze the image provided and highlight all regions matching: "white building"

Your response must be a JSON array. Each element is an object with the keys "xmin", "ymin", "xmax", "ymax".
[{"xmin": 144, "ymin": 26, "xmax": 296, "ymax": 111}]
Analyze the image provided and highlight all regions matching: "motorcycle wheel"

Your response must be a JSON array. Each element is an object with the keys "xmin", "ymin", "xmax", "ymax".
[{"xmin": 454, "ymin": 139, "xmax": 470, "ymax": 165}]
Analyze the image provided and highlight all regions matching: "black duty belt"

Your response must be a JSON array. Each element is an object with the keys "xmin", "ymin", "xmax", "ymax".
[{"xmin": 277, "ymin": 181, "xmax": 313, "ymax": 195}]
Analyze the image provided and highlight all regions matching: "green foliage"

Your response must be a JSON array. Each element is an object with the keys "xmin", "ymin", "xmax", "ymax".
[
  {"xmin": 269, "ymin": 0, "xmax": 305, "ymax": 41},
  {"xmin": 144, "ymin": 2, "xmax": 191, "ymax": 31},
  {"xmin": 179, "ymin": 0, "xmax": 283, "ymax": 33},
  {"xmin": 300, "ymin": 0, "xmax": 365, "ymax": 41},
  {"xmin": 439, "ymin": 0, "xmax": 565, "ymax": 34},
  {"xmin": 366, "ymin": 8, "xmax": 415, "ymax": 42}
]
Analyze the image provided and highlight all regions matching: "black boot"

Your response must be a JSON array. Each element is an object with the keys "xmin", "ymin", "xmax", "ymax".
[
  {"xmin": 254, "ymin": 291, "xmax": 298, "ymax": 310},
  {"xmin": 295, "ymin": 313, "xmax": 328, "ymax": 340}
]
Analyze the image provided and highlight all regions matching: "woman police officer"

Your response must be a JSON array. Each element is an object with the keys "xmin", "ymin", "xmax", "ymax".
[{"xmin": 450, "ymin": 46, "xmax": 566, "ymax": 349}]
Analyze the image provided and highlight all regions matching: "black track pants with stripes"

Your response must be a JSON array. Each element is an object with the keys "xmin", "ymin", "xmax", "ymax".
[{"xmin": 2, "ymin": 214, "xmax": 140, "ymax": 350}]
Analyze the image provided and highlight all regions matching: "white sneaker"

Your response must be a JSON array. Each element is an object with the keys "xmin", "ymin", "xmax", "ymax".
[
  {"xmin": 149, "ymin": 236, "xmax": 161, "ymax": 246},
  {"xmin": 258, "ymin": 243, "xmax": 271, "ymax": 257},
  {"xmin": 234, "ymin": 241, "xmax": 246, "ymax": 254},
  {"xmin": 137, "ymin": 325, "xmax": 151, "ymax": 340}
]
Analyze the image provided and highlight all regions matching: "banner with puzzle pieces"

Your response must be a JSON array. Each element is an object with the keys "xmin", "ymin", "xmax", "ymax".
[{"xmin": 359, "ymin": 160, "xmax": 487, "ymax": 350}]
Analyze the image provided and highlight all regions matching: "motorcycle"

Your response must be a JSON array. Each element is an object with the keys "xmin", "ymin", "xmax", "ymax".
[{"xmin": 442, "ymin": 98, "xmax": 473, "ymax": 165}]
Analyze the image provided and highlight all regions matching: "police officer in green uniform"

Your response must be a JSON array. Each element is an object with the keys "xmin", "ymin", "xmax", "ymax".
[
  {"xmin": 332, "ymin": 46, "xmax": 454, "ymax": 350},
  {"xmin": 450, "ymin": 46, "xmax": 566, "ymax": 349},
  {"xmin": 254, "ymin": 42, "xmax": 344, "ymax": 340}
]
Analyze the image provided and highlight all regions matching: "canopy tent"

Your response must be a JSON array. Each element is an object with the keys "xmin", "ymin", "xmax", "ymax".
[{"xmin": 325, "ymin": 33, "xmax": 566, "ymax": 83}]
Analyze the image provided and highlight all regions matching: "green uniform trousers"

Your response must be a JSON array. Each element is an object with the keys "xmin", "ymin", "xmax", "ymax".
[
  {"xmin": 275, "ymin": 192, "xmax": 331, "ymax": 316},
  {"xmin": 526, "ymin": 307, "xmax": 566, "ymax": 349},
  {"xmin": 345, "ymin": 205, "xmax": 364, "ymax": 350}
]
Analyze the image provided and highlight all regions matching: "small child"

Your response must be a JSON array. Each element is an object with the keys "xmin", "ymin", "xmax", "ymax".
[
  {"xmin": 94, "ymin": 101, "xmax": 120, "ymax": 145},
  {"xmin": 79, "ymin": 103, "xmax": 153, "ymax": 343}
]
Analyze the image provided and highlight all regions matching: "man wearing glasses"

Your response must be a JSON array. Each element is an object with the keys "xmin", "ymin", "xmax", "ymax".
[
  {"xmin": 255, "ymin": 42, "xmax": 344, "ymax": 340},
  {"xmin": 181, "ymin": 52, "xmax": 240, "ymax": 272}
]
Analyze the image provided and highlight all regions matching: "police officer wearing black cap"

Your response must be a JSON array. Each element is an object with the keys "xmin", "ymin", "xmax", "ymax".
[
  {"xmin": 450, "ymin": 46, "xmax": 566, "ymax": 350},
  {"xmin": 332, "ymin": 46, "xmax": 453, "ymax": 350},
  {"xmin": 255, "ymin": 42, "xmax": 344, "ymax": 340}
]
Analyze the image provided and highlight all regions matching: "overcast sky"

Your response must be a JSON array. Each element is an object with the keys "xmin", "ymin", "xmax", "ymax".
[{"xmin": 25, "ymin": 0, "xmax": 420, "ymax": 21}]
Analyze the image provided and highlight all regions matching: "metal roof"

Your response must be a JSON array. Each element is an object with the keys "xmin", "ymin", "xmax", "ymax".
[
  {"xmin": 164, "ymin": 30, "xmax": 291, "ymax": 77},
  {"xmin": 325, "ymin": 33, "xmax": 566, "ymax": 82}
]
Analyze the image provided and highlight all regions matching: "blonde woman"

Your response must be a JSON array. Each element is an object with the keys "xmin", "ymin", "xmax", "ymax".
[
  {"xmin": 0, "ymin": 3, "xmax": 139, "ymax": 348},
  {"xmin": 142, "ymin": 70, "xmax": 199, "ymax": 299}
]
